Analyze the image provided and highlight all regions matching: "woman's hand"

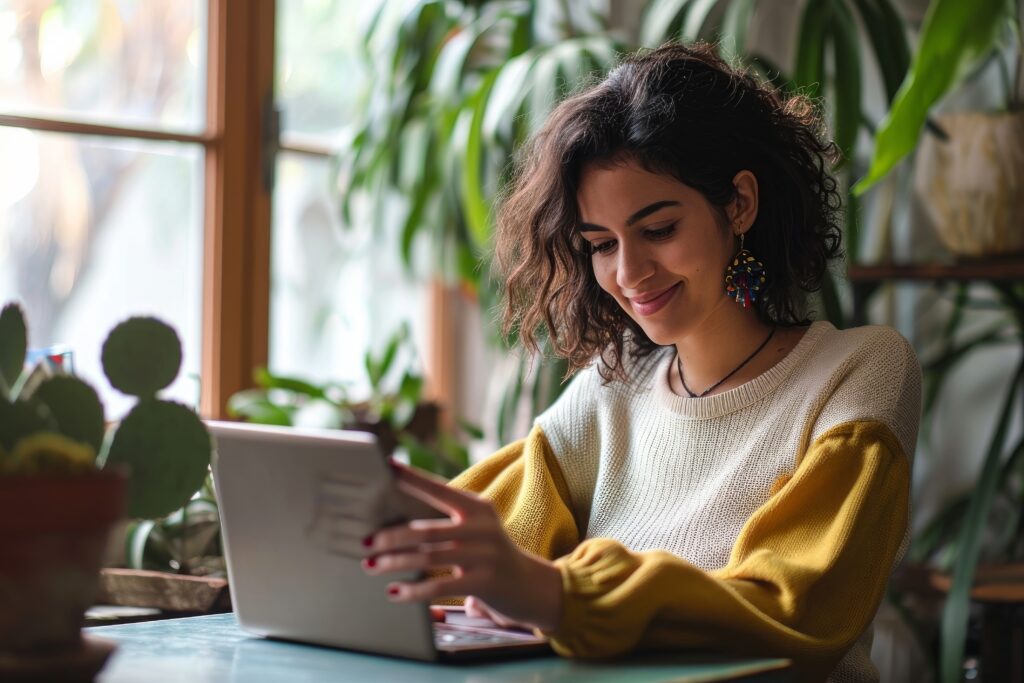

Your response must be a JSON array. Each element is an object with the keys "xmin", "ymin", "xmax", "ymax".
[{"xmin": 361, "ymin": 460, "xmax": 563, "ymax": 632}]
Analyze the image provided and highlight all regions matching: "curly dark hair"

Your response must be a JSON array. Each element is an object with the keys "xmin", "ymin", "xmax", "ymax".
[{"xmin": 494, "ymin": 42, "xmax": 843, "ymax": 382}]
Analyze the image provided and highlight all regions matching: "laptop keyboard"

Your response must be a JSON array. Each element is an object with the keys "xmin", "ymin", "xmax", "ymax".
[{"xmin": 433, "ymin": 623, "xmax": 539, "ymax": 647}]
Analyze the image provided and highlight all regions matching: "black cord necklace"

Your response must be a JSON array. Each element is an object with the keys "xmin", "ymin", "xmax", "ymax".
[{"xmin": 676, "ymin": 326, "xmax": 777, "ymax": 398}]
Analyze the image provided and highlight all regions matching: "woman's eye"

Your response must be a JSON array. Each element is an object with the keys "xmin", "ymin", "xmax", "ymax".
[
  {"xmin": 590, "ymin": 240, "xmax": 616, "ymax": 255},
  {"xmin": 645, "ymin": 223, "xmax": 677, "ymax": 240}
]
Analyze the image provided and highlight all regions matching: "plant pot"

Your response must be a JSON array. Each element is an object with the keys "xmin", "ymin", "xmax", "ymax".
[
  {"xmin": 914, "ymin": 111, "xmax": 1024, "ymax": 257},
  {"xmin": 0, "ymin": 470, "xmax": 126, "ymax": 654}
]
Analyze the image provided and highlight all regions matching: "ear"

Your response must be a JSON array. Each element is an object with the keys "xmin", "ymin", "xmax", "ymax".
[{"xmin": 726, "ymin": 170, "xmax": 759, "ymax": 236}]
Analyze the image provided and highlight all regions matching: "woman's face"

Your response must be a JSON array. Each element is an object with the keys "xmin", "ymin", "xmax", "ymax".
[{"xmin": 576, "ymin": 159, "xmax": 748, "ymax": 345}]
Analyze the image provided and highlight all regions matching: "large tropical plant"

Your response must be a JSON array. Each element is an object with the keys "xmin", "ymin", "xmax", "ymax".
[{"xmin": 340, "ymin": 0, "xmax": 915, "ymax": 442}]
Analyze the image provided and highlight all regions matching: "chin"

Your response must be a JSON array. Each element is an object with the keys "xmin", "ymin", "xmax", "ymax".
[{"xmin": 632, "ymin": 322, "xmax": 678, "ymax": 346}]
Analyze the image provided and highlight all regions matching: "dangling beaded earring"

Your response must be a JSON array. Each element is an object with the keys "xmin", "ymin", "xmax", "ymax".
[{"xmin": 724, "ymin": 233, "xmax": 767, "ymax": 309}]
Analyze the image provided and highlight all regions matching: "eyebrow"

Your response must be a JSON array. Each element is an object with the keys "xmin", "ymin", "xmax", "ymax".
[{"xmin": 578, "ymin": 200, "xmax": 680, "ymax": 232}]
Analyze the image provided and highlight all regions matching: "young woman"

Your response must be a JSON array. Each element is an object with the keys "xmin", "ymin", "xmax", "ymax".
[{"xmin": 361, "ymin": 42, "xmax": 921, "ymax": 683}]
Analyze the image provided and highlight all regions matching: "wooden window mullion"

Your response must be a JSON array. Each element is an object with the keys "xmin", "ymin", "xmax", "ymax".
[{"xmin": 201, "ymin": 0, "xmax": 275, "ymax": 419}]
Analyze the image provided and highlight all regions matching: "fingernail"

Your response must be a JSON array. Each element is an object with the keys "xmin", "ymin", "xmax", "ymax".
[
  {"xmin": 387, "ymin": 585, "xmax": 400, "ymax": 598},
  {"xmin": 362, "ymin": 534, "xmax": 374, "ymax": 548},
  {"xmin": 364, "ymin": 556, "xmax": 376, "ymax": 569}
]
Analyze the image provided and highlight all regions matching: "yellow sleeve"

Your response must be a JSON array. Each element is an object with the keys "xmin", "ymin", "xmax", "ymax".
[
  {"xmin": 448, "ymin": 423, "xmax": 580, "ymax": 561},
  {"xmin": 546, "ymin": 420, "xmax": 910, "ymax": 680}
]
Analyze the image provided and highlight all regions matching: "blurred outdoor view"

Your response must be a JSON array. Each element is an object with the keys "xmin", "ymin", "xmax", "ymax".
[
  {"xmin": 0, "ymin": 0, "xmax": 420, "ymax": 418},
  {"xmin": 0, "ymin": 1, "xmax": 206, "ymax": 419}
]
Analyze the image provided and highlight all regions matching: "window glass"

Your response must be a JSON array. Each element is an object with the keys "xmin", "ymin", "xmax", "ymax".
[
  {"xmin": 0, "ymin": 129, "xmax": 204, "ymax": 419},
  {"xmin": 275, "ymin": 0, "xmax": 375, "ymax": 138},
  {"xmin": 0, "ymin": 0, "xmax": 205, "ymax": 132},
  {"xmin": 269, "ymin": 151, "xmax": 427, "ymax": 396}
]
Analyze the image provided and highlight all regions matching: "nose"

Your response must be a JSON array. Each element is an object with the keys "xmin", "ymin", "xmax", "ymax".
[{"xmin": 615, "ymin": 241, "xmax": 655, "ymax": 291}]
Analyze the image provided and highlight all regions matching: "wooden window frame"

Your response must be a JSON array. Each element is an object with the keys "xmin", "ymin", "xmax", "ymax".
[
  {"xmin": 2, "ymin": 0, "xmax": 458, "ymax": 422},
  {"xmin": 0, "ymin": 0, "xmax": 277, "ymax": 420}
]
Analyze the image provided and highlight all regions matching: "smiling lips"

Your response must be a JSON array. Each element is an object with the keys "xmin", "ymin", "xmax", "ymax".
[{"xmin": 629, "ymin": 283, "xmax": 681, "ymax": 316}]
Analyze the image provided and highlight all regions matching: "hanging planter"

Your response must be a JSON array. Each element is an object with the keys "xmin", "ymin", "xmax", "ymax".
[{"xmin": 914, "ymin": 111, "xmax": 1024, "ymax": 257}]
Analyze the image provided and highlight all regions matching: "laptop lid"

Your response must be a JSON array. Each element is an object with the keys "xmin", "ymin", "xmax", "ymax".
[{"xmin": 208, "ymin": 420, "xmax": 441, "ymax": 661}]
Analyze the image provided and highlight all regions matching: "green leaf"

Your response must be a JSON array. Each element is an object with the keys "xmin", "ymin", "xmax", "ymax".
[
  {"xmin": 226, "ymin": 389, "xmax": 295, "ymax": 426},
  {"xmin": 0, "ymin": 303, "xmax": 27, "ymax": 396},
  {"xmin": 911, "ymin": 492, "xmax": 970, "ymax": 563},
  {"xmin": 457, "ymin": 417, "xmax": 484, "ymax": 440},
  {"xmin": 0, "ymin": 398, "xmax": 55, "ymax": 452},
  {"xmin": 105, "ymin": 399, "xmax": 211, "ymax": 520},
  {"xmin": 940, "ymin": 358, "xmax": 1024, "ymax": 683},
  {"xmin": 526, "ymin": 47, "xmax": 560, "ymax": 131},
  {"xmin": 125, "ymin": 519, "xmax": 157, "ymax": 569},
  {"xmin": 681, "ymin": 0, "xmax": 721, "ymax": 43},
  {"xmin": 719, "ymin": 0, "xmax": 756, "ymax": 61},
  {"xmin": 398, "ymin": 371, "xmax": 424, "ymax": 405},
  {"xmin": 378, "ymin": 327, "xmax": 405, "ymax": 381},
  {"xmin": 399, "ymin": 434, "xmax": 439, "ymax": 474},
  {"xmin": 819, "ymin": 268, "xmax": 845, "ymax": 328},
  {"xmin": 922, "ymin": 323, "xmax": 1008, "ymax": 417},
  {"xmin": 828, "ymin": 0, "xmax": 862, "ymax": 164},
  {"xmin": 31, "ymin": 375, "xmax": 106, "ymax": 454},
  {"xmin": 854, "ymin": 0, "xmax": 1012, "ymax": 193},
  {"xmin": 640, "ymin": 0, "xmax": 693, "ymax": 47},
  {"xmin": 101, "ymin": 317, "xmax": 182, "ymax": 399},
  {"xmin": 482, "ymin": 50, "xmax": 538, "ymax": 143},
  {"xmin": 253, "ymin": 368, "xmax": 326, "ymax": 400},
  {"xmin": 793, "ymin": 0, "xmax": 830, "ymax": 98},
  {"xmin": 461, "ymin": 69, "xmax": 500, "ymax": 250},
  {"xmin": 849, "ymin": 0, "xmax": 910, "ymax": 104}
]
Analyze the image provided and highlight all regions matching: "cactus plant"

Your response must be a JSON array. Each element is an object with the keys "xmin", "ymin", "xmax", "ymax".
[
  {"xmin": 0, "ymin": 303, "xmax": 27, "ymax": 397},
  {"xmin": 0, "ymin": 303, "xmax": 212, "ymax": 520}
]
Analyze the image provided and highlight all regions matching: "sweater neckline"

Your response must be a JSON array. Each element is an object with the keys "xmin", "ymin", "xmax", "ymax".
[{"xmin": 653, "ymin": 320, "xmax": 831, "ymax": 419}]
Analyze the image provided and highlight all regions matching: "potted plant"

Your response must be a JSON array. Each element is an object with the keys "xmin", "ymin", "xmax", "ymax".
[
  {"xmin": 854, "ymin": 0, "xmax": 1022, "ymax": 258},
  {"xmin": 227, "ymin": 324, "xmax": 476, "ymax": 478},
  {"xmin": 0, "ymin": 302, "xmax": 212, "ymax": 674}
]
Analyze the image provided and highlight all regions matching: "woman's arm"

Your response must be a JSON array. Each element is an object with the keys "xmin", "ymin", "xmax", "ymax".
[{"xmin": 546, "ymin": 420, "xmax": 910, "ymax": 679}]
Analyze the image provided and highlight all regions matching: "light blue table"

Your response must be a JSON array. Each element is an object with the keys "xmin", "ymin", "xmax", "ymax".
[{"xmin": 88, "ymin": 613, "xmax": 792, "ymax": 682}]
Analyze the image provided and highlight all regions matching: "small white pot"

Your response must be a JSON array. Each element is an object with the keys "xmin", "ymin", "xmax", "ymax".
[{"xmin": 914, "ymin": 111, "xmax": 1024, "ymax": 257}]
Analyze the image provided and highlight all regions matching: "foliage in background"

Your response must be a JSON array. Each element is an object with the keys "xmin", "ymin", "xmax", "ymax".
[
  {"xmin": 339, "ymin": 0, "xmax": 918, "ymax": 442},
  {"xmin": 855, "ymin": 0, "xmax": 1022, "ymax": 193},
  {"xmin": 228, "ymin": 324, "xmax": 476, "ymax": 478}
]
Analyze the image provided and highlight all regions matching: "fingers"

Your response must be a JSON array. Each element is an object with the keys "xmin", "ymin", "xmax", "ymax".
[
  {"xmin": 385, "ymin": 574, "xmax": 486, "ymax": 604},
  {"xmin": 464, "ymin": 597, "xmax": 522, "ymax": 630},
  {"xmin": 363, "ymin": 542, "xmax": 496, "ymax": 576},
  {"xmin": 364, "ymin": 516, "xmax": 494, "ymax": 554},
  {"xmin": 390, "ymin": 462, "xmax": 489, "ymax": 519}
]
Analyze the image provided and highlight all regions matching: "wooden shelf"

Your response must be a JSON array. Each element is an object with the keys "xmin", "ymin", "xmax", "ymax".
[
  {"xmin": 847, "ymin": 260, "xmax": 1024, "ymax": 325},
  {"xmin": 848, "ymin": 261, "xmax": 1024, "ymax": 283}
]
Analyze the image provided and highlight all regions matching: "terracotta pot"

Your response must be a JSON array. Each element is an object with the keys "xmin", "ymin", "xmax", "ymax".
[
  {"xmin": 914, "ymin": 111, "xmax": 1024, "ymax": 257},
  {"xmin": 0, "ymin": 470, "xmax": 126, "ymax": 654}
]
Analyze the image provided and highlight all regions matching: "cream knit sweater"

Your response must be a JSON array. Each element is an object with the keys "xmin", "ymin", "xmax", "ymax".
[{"xmin": 451, "ymin": 321, "xmax": 922, "ymax": 682}]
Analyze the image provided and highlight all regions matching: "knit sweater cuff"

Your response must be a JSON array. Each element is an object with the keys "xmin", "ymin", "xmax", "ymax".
[{"xmin": 541, "ymin": 538, "xmax": 649, "ymax": 657}]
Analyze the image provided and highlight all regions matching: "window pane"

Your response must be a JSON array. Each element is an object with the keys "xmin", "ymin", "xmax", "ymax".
[
  {"xmin": 275, "ymin": 1, "xmax": 374, "ymax": 138},
  {"xmin": 269, "ymin": 151, "xmax": 427, "ymax": 394},
  {"xmin": 0, "ymin": 128, "xmax": 204, "ymax": 419},
  {"xmin": 0, "ymin": 0, "xmax": 205, "ymax": 132}
]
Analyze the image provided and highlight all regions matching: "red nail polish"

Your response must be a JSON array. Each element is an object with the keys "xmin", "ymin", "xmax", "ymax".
[
  {"xmin": 362, "ymin": 534, "xmax": 374, "ymax": 548},
  {"xmin": 365, "ymin": 556, "xmax": 376, "ymax": 568},
  {"xmin": 387, "ymin": 586, "xmax": 400, "ymax": 597}
]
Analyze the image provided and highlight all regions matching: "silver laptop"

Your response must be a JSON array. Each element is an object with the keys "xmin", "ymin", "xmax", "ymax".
[{"xmin": 207, "ymin": 420, "xmax": 551, "ymax": 662}]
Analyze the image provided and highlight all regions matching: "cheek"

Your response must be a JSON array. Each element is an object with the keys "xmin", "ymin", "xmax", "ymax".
[{"xmin": 591, "ymin": 257, "xmax": 617, "ymax": 294}]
